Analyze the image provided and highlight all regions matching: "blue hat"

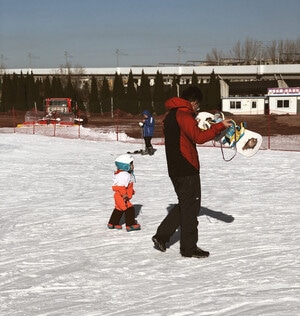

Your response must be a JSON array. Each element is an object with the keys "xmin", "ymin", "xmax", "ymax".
[{"xmin": 142, "ymin": 110, "xmax": 151, "ymax": 117}]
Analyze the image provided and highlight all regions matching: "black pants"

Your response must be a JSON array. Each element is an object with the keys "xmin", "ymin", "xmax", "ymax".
[
  {"xmin": 108, "ymin": 207, "xmax": 136, "ymax": 226},
  {"xmin": 154, "ymin": 174, "xmax": 201, "ymax": 256},
  {"xmin": 144, "ymin": 136, "xmax": 152, "ymax": 148}
]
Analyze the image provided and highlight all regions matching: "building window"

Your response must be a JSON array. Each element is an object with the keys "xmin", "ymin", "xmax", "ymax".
[
  {"xmin": 230, "ymin": 101, "xmax": 241, "ymax": 109},
  {"xmin": 252, "ymin": 101, "xmax": 257, "ymax": 109},
  {"xmin": 277, "ymin": 100, "xmax": 290, "ymax": 108}
]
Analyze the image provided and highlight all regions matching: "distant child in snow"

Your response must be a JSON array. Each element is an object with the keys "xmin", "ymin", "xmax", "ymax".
[
  {"xmin": 107, "ymin": 154, "xmax": 141, "ymax": 232},
  {"xmin": 139, "ymin": 110, "xmax": 155, "ymax": 155}
]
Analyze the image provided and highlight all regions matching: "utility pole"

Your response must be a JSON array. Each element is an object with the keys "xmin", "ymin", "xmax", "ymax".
[
  {"xmin": 177, "ymin": 46, "xmax": 186, "ymax": 65},
  {"xmin": 0, "ymin": 54, "xmax": 8, "ymax": 74},
  {"xmin": 28, "ymin": 52, "xmax": 39, "ymax": 69},
  {"xmin": 0, "ymin": 54, "xmax": 4, "ymax": 68},
  {"xmin": 64, "ymin": 51, "xmax": 69, "ymax": 65},
  {"xmin": 115, "ymin": 49, "xmax": 128, "ymax": 67},
  {"xmin": 64, "ymin": 51, "xmax": 73, "ymax": 74}
]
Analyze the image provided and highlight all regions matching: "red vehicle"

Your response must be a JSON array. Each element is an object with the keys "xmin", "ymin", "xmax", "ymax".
[
  {"xmin": 24, "ymin": 98, "xmax": 86, "ymax": 125},
  {"xmin": 44, "ymin": 98, "xmax": 76, "ymax": 115}
]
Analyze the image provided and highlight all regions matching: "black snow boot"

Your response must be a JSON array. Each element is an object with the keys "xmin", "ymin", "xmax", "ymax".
[
  {"xmin": 181, "ymin": 247, "xmax": 210, "ymax": 258},
  {"xmin": 152, "ymin": 236, "xmax": 166, "ymax": 252}
]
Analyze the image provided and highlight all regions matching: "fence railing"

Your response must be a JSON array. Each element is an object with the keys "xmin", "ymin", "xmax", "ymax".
[{"xmin": 4, "ymin": 111, "xmax": 300, "ymax": 152}]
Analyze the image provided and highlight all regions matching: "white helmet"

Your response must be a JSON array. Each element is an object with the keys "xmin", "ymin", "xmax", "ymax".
[{"xmin": 115, "ymin": 154, "xmax": 134, "ymax": 171}]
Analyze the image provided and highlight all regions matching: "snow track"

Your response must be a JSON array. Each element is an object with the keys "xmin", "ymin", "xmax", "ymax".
[{"xmin": 0, "ymin": 132, "xmax": 299, "ymax": 315}]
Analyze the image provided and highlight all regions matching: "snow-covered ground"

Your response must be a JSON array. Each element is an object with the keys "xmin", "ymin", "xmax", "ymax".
[{"xmin": 0, "ymin": 127, "xmax": 299, "ymax": 316}]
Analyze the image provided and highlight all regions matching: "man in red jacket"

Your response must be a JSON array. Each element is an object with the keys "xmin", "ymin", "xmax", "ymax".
[{"xmin": 152, "ymin": 86, "xmax": 232, "ymax": 258}]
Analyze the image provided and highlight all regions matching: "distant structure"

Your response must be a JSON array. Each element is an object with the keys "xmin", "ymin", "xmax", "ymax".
[
  {"xmin": 3, "ymin": 64, "xmax": 300, "ymax": 79},
  {"xmin": 2, "ymin": 64, "xmax": 300, "ymax": 98}
]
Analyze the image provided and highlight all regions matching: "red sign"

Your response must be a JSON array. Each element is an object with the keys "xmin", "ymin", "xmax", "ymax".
[{"xmin": 268, "ymin": 87, "xmax": 300, "ymax": 95}]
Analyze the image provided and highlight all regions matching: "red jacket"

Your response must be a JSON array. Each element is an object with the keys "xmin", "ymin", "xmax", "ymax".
[{"xmin": 164, "ymin": 97, "xmax": 226, "ymax": 177}]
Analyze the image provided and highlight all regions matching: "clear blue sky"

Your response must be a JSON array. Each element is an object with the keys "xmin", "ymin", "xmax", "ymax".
[{"xmin": 0, "ymin": 0, "xmax": 299, "ymax": 69}]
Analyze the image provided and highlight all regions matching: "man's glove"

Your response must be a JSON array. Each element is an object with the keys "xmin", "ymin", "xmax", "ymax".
[{"xmin": 139, "ymin": 122, "xmax": 144, "ymax": 127}]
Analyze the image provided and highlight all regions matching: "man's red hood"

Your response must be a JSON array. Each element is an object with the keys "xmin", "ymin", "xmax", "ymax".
[{"xmin": 165, "ymin": 97, "xmax": 193, "ymax": 112}]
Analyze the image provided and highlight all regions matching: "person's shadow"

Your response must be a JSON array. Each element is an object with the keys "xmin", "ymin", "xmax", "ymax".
[
  {"xmin": 121, "ymin": 204, "xmax": 234, "ymax": 249},
  {"xmin": 199, "ymin": 206, "xmax": 235, "ymax": 223},
  {"xmin": 166, "ymin": 204, "xmax": 235, "ymax": 247}
]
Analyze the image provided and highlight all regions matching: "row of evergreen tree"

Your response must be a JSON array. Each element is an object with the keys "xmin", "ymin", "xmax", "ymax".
[{"xmin": 0, "ymin": 70, "xmax": 221, "ymax": 115}]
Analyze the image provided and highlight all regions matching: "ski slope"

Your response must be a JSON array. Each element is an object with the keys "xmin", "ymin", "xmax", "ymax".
[{"xmin": 0, "ymin": 128, "xmax": 299, "ymax": 316}]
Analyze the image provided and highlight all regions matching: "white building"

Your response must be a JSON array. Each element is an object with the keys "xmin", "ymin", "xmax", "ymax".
[
  {"xmin": 222, "ymin": 87, "xmax": 300, "ymax": 115},
  {"xmin": 267, "ymin": 87, "xmax": 300, "ymax": 115},
  {"xmin": 222, "ymin": 96, "xmax": 265, "ymax": 115}
]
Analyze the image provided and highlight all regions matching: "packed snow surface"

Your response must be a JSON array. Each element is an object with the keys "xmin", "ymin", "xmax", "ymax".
[{"xmin": 0, "ymin": 127, "xmax": 299, "ymax": 316}]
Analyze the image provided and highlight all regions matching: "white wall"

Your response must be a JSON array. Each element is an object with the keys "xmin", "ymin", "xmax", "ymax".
[
  {"xmin": 268, "ymin": 96, "xmax": 299, "ymax": 115},
  {"xmin": 4, "ymin": 64, "xmax": 300, "ymax": 77},
  {"xmin": 222, "ymin": 97, "xmax": 265, "ymax": 115}
]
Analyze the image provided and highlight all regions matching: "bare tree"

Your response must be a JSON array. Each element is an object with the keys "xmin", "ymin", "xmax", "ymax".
[
  {"xmin": 206, "ymin": 48, "xmax": 225, "ymax": 65},
  {"xmin": 282, "ymin": 39, "xmax": 300, "ymax": 63},
  {"xmin": 264, "ymin": 40, "xmax": 278, "ymax": 63},
  {"xmin": 245, "ymin": 38, "xmax": 258, "ymax": 63},
  {"xmin": 230, "ymin": 40, "xmax": 243, "ymax": 60},
  {"xmin": 206, "ymin": 37, "xmax": 300, "ymax": 65}
]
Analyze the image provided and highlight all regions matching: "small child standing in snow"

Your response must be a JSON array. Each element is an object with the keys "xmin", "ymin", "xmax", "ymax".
[{"xmin": 107, "ymin": 154, "xmax": 141, "ymax": 232}]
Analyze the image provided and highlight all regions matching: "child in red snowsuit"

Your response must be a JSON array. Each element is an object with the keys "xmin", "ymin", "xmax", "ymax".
[{"xmin": 107, "ymin": 154, "xmax": 141, "ymax": 232}]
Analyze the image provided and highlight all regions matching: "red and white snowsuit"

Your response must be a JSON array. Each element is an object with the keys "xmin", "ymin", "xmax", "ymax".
[
  {"xmin": 112, "ymin": 170, "xmax": 135, "ymax": 211},
  {"xmin": 108, "ymin": 169, "xmax": 137, "ymax": 228}
]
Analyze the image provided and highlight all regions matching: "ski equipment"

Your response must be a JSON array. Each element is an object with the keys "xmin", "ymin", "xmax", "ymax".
[
  {"xmin": 127, "ymin": 148, "xmax": 157, "ymax": 155},
  {"xmin": 196, "ymin": 111, "xmax": 262, "ymax": 161}
]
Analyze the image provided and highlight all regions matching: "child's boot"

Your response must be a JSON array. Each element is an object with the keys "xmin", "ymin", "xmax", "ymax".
[
  {"xmin": 125, "ymin": 206, "xmax": 141, "ymax": 232},
  {"xmin": 126, "ymin": 223, "xmax": 141, "ymax": 232}
]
